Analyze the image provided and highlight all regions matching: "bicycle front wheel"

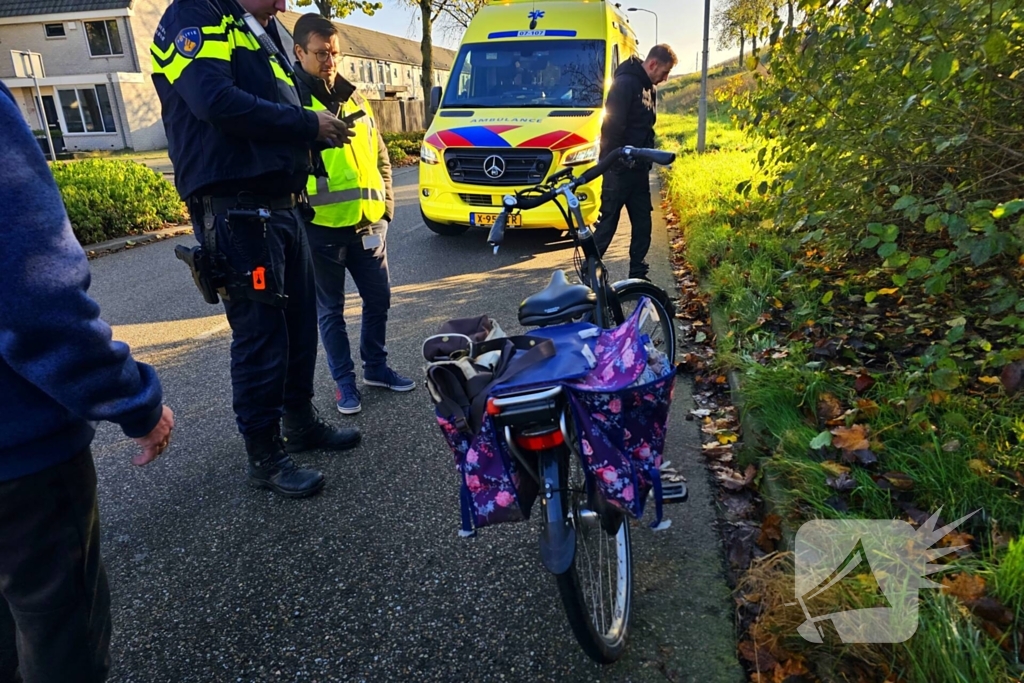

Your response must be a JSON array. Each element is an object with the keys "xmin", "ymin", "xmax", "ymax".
[
  {"xmin": 613, "ymin": 281, "xmax": 677, "ymax": 362},
  {"xmin": 554, "ymin": 447, "xmax": 633, "ymax": 663}
]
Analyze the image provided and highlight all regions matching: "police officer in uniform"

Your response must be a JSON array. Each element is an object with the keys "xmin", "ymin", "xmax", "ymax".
[
  {"xmin": 152, "ymin": 0, "xmax": 360, "ymax": 498},
  {"xmin": 291, "ymin": 14, "xmax": 415, "ymax": 417},
  {"xmin": 592, "ymin": 44, "xmax": 678, "ymax": 280}
]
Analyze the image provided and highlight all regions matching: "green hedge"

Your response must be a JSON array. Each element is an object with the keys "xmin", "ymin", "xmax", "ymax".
[
  {"xmin": 382, "ymin": 131, "xmax": 423, "ymax": 157},
  {"xmin": 51, "ymin": 159, "xmax": 187, "ymax": 245}
]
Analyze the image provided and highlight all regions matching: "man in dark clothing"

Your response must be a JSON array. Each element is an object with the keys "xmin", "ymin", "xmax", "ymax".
[
  {"xmin": 593, "ymin": 44, "xmax": 678, "ymax": 280},
  {"xmin": 151, "ymin": 0, "xmax": 362, "ymax": 498},
  {"xmin": 291, "ymin": 14, "xmax": 414, "ymax": 417},
  {"xmin": 0, "ymin": 82, "xmax": 174, "ymax": 683}
]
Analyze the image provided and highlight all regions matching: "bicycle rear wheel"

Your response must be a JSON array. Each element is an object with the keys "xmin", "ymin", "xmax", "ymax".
[
  {"xmin": 612, "ymin": 281, "xmax": 677, "ymax": 362},
  {"xmin": 554, "ymin": 444, "xmax": 633, "ymax": 663}
]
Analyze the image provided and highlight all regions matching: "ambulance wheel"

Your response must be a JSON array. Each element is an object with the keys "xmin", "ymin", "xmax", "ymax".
[{"xmin": 422, "ymin": 213, "xmax": 469, "ymax": 236}]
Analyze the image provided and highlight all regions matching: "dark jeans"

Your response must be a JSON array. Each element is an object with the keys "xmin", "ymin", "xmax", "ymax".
[
  {"xmin": 592, "ymin": 168, "xmax": 654, "ymax": 279},
  {"xmin": 0, "ymin": 451, "xmax": 111, "ymax": 683},
  {"xmin": 304, "ymin": 220, "xmax": 391, "ymax": 388},
  {"xmin": 191, "ymin": 205, "xmax": 318, "ymax": 436}
]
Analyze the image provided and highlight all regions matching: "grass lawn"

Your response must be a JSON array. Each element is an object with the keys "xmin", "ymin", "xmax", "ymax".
[{"xmin": 659, "ymin": 111, "xmax": 1024, "ymax": 683}]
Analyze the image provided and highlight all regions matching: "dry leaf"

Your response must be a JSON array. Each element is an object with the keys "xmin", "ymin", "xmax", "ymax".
[
  {"xmin": 831, "ymin": 424, "xmax": 870, "ymax": 451},
  {"xmin": 941, "ymin": 439, "xmax": 961, "ymax": 452},
  {"xmin": 827, "ymin": 471, "xmax": 857, "ymax": 491},
  {"xmin": 881, "ymin": 471, "xmax": 915, "ymax": 490},
  {"xmin": 856, "ymin": 398, "xmax": 880, "ymax": 418},
  {"xmin": 978, "ymin": 376, "xmax": 1002, "ymax": 385},
  {"xmin": 878, "ymin": 287, "xmax": 900, "ymax": 295},
  {"xmin": 817, "ymin": 393, "xmax": 844, "ymax": 422},
  {"xmin": 965, "ymin": 596, "xmax": 1014, "ymax": 626},
  {"xmin": 771, "ymin": 657, "xmax": 810, "ymax": 683},
  {"xmin": 757, "ymin": 514, "xmax": 783, "ymax": 552},
  {"xmin": 821, "ymin": 460, "xmax": 851, "ymax": 477},
  {"xmin": 968, "ymin": 459, "xmax": 990, "ymax": 476},
  {"xmin": 937, "ymin": 530, "xmax": 974, "ymax": 550},
  {"xmin": 1001, "ymin": 361, "xmax": 1024, "ymax": 394},
  {"xmin": 738, "ymin": 640, "xmax": 778, "ymax": 671},
  {"xmin": 717, "ymin": 432, "xmax": 739, "ymax": 445},
  {"xmin": 854, "ymin": 372, "xmax": 876, "ymax": 394},
  {"xmin": 941, "ymin": 573, "xmax": 986, "ymax": 602}
]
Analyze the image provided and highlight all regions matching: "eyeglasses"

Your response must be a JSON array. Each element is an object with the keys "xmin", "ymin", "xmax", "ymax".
[{"xmin": 311, "ymin": 49, "xmax": 339, "ymax": 64}]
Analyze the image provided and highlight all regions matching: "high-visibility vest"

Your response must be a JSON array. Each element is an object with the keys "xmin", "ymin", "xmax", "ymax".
[{"xmin": 305, "ymin": 93, "xmax": 386, "ymax": 228}]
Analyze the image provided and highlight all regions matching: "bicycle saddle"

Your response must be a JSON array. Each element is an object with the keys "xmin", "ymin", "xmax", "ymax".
[{"xmin": 518, "ymin": 270, "xmax": 597, "ymax": 327}]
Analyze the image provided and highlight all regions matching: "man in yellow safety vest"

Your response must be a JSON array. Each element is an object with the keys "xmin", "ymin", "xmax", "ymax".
[{"xmin": 292, "ymin": 13, "xmax": 415, "ymax": 415}]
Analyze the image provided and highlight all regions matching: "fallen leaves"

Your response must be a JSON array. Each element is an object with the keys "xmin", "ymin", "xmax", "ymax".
[
  {"xmin": 719, "ymin": 464, "xmax": 758, "ymax": 491},
  {"xmin": 831, "ymin": 424, "xmax": 870, "ymax": 451},
  {"xmin": 941, "ymin": 572, "xmax": 986, "ymax": 602},
  {"xmin": 1001, "ymin": 360, "xmax": 1024, "ymax": 394}
]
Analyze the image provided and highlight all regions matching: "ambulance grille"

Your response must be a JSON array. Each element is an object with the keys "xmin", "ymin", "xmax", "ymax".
[{"xmin": 444, "ymin": 148, "xmax": 553, "ymax": 187}]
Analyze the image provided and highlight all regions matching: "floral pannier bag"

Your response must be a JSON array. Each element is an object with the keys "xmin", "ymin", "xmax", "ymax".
[{"xmin": 425, "ymin": 299, "xmax": 676, "ymax": 537}]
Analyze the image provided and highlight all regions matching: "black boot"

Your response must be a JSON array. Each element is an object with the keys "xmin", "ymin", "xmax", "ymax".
[
  {"xmin": 245, "ymin": 429, "xmax": 325, "ymax": 498},
  {"xmin": 282, "ymin": 403, "xmax": 361, "ymax": 454}
]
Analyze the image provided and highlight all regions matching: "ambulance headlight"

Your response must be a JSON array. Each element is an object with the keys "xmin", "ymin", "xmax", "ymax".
[
  {"xmin": 420, "ymin": 144, "xmax": 440, "ymax": 165},
  {"xmin": 563, "ymin": 143, "xmax": 599, "ymax": 167}
]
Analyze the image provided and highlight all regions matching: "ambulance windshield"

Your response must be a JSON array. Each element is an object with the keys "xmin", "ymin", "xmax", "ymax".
[{"xmin": 442, "ymin": 40, "xmax": 606, "ymax": 109}]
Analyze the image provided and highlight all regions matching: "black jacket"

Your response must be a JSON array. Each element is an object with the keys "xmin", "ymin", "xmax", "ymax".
[
  {"xmin": 293, "ymin": 66, "xmax": 395, "ymax": 223},
  {"xmin": 600, "ymin": 57, "xmax": 658, "ymax": 162},
  {"xmin": 150, "ymin": 0, "xmax": 319, "ymax": 200}
]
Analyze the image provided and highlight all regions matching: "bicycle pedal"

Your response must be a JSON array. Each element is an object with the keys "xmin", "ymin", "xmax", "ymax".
[{"xmin": 661, "ymin": 480, "xmax": 688, "ymax": 503}]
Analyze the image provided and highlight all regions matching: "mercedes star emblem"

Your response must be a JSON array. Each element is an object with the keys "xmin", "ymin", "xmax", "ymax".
[{"xmin": 483, "ymin": 155, "xmax": 506, "ymax": 179}]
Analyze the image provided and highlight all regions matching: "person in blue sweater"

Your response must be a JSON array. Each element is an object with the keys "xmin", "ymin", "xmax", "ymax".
[{"xmin": 0, "ymin": 82, "xmax": 175, "ymax": 683}]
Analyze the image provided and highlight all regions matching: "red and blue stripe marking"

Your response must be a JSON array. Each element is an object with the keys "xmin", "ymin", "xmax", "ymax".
[{"xmin": 425, "ymin": 125, "xmax": 590, "ymax": 152}]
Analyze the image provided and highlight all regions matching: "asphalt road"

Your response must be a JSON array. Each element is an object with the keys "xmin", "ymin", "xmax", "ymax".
[{"xmin": 86, "ymin": 167, "xmax": 744, "ymax": 683}]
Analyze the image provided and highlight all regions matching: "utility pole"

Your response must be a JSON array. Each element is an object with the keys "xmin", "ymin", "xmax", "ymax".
[
  {"xmin": 13, "ymin": 51, "xmax": 55, "ymax": 161},
  {"xmin": 696, "ymin": 0, "xmax": 712, "ymax": 153}
]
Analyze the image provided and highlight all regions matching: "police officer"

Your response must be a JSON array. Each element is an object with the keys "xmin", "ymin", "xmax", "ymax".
[
  {"xmin": 592, "ymin": 44, "xmax": 678, "ymax": 280},
  {"xmin": 151, "ymin": 0, "xmax": 360, "ymax": 499},
  {"xmin": 291, "ymin": 14, "xmax": 415, "ymax": 417}
]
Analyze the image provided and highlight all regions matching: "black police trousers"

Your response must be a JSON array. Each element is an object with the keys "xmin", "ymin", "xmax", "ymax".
[
  {"xmin": 191, "ymin": 205, "xmax": 318, "ymax": 437},
  {"xmin": 592, "ymin": 167, "xmax": 654, "ymax": 280},
  {"xmin": 0, "ymin": 450, "xmax": 111, "ymax": 683}
]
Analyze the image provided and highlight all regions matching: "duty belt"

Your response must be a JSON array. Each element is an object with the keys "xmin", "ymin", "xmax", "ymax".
[{"xmin": 197, "ymin": 193, "xmax": 299, "ymax": 216}]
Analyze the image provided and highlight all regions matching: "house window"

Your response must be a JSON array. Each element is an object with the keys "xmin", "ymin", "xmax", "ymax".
[
  {"xmin": 45, "ymin": 23, "xmax": 66, "ymax": 38},
  {"xmin": 85, "ymin": 20, "xmax": 123, "ymax": 57},
  {"xmin": 58, "ymin": 85, "xmax": 117, "ymax": 134},
  {"xmin": 350, "ymin": 62, "xmax": 356, "ymax": 75}
]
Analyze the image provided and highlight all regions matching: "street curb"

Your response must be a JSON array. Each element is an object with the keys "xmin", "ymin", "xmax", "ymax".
[
  {"xmin": 84, "ymin": 224, "xmax": 192, "ymax": 259},
  {"xmin": 709, "ymin": 309, "xmax": 797, "ymax": 553}
]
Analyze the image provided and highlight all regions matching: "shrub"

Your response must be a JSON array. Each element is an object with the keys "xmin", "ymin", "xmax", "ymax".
[
  {"xmin": 386, "ymin": 142, "xmax": 408, "ymax": 163},
  {"xmin": 51, "ymin": 159, "xmax": 187, "ymax": 245},
  {"xmin": 382, "ymin": 130, "xmax": 423, "ymax": 157}
]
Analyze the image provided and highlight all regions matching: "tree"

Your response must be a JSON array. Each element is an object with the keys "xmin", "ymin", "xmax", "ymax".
[
  {"xmin": 405, "ymin": 0, "xmax": 484, "ymax": 119},
  {"xmin": 292, "ymin": 0, "xmax": 382, "ymax": 20},
  {"xmin": 713, "ymin": 2, "xmax": 746, "ymax": 68}
]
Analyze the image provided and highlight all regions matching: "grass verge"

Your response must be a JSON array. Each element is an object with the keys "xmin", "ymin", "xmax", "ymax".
[{"xmin": 660, "ymin": 112, "xmax": 1024, "ymax": 682}]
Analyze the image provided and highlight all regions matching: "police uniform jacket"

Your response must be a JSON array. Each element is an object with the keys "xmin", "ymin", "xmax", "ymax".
[{"xmin": 151, "ymin": 0, "xmax": 320, "ymax": 201}]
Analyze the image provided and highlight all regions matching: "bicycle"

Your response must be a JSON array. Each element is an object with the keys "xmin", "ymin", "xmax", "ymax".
[{"xmin": 482, "ymin": 146, "xmax": 680, "ymax": 663}]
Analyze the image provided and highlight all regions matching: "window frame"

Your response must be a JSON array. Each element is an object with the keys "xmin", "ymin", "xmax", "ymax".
[
  {"xmin": 44, "ymin": 23, "xmax": 66, "ymax": 39},
  {"xmin": 55, "ymin": 85, "xmax": 118, "ymax": 136},
  {"xmin": 84, "ymin": 19, "xmax": 124, "ymax": 58}
]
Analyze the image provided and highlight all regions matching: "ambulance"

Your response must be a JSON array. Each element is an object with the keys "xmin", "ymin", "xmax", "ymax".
[{"xmin": 418, "ymin": 0, "xmax": 640, "ymax": 235}]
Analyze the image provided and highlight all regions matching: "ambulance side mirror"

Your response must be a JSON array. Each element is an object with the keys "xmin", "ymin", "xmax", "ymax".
[{"xmin": 430, "ymin": 86, "xmax": 442, "ymax": 115}]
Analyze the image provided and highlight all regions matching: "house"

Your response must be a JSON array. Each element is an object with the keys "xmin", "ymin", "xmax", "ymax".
[
  {"xmin": 0, "ymin": 1, "xmax": 456, "ymax": 153},
  {"xmin": 275, "ymin": 11, "xmax": 455, "ymax": 103},
  {"xmin": 0, "ymin": 0, "xmax": 167, "ymax": 152}
]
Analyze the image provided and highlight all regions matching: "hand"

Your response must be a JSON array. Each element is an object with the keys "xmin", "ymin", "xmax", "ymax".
[
  {"xmin": 132, "ymin": 405, "xmax": 174, "ymax": 466},
  {"xmin": 315, "ymin": 110, "xmax": 353, "ymax": 146}
]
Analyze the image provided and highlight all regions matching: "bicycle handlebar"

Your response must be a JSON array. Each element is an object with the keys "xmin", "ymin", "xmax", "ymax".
[{"xmin": 487, "ymin": 146, "xmax": 676, "ymax": 251}]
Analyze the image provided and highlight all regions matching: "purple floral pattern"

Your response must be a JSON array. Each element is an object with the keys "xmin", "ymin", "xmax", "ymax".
[{"xmin": 436, "ymin": 413, "xmax": 524, "ymax": 531}]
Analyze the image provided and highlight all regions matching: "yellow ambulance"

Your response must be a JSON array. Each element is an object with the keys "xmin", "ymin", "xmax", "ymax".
[{"xmin": 418, "ymin": 0, "xmax": 640, "ymax": 235}]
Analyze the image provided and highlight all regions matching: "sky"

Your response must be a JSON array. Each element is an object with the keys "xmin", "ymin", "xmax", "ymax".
[{"xmin": 289, "ymin": 0, "xmax": 737, "ymax": 76}]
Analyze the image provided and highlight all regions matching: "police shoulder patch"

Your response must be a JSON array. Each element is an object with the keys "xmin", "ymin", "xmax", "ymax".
[{"xmin": 174, "ymin": 27, "xmax": 202, "ymax": 58}]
